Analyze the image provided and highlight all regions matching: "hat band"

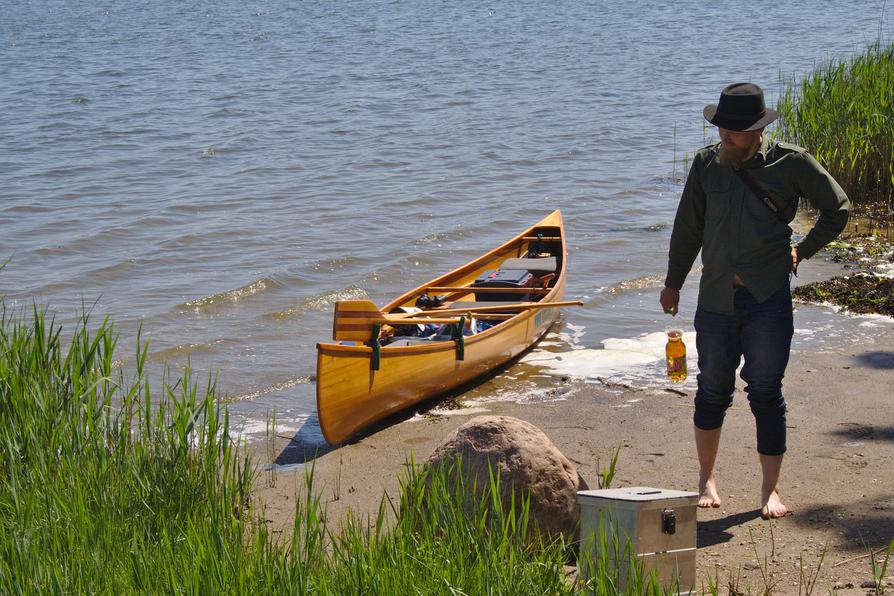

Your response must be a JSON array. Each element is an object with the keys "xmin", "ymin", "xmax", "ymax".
[{"xmin": 716, "ymin": 109, "xmax": 767, "ymax": 123}]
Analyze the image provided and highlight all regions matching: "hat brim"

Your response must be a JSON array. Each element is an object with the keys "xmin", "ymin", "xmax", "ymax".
[{"xmin": 703, "ymin": 105, "xmax": 778, "ymax": 131}]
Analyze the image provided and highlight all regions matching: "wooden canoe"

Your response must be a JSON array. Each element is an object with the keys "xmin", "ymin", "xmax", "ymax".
[{"xmin": 316, "ymin": 210, "xmax": 571, "ymax": 444}]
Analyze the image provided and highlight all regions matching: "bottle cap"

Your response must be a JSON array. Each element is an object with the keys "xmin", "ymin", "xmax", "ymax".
[{"xmin": 666, "ymin": 329, "xmax": 684, "ymax": 340}]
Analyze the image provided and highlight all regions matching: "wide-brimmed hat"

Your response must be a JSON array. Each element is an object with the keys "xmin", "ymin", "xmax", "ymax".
[{"xmin": 703, "ymin": 82, "xmax": 778, "ymax": 131}]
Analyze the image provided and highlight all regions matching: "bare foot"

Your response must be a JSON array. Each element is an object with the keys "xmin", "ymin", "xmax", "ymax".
[
  {"xmin": 698, "ymin": 474, "xmax": 721, "ymax": 508},
  {"xmin": 760, "ymin": 489, "xmax": 789, "ymax": 519}
]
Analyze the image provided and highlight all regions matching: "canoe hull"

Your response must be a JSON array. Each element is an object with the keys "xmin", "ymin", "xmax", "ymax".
[{"xmin": 316, "ymin": 210, "xmax": 568, "ymax": 445}]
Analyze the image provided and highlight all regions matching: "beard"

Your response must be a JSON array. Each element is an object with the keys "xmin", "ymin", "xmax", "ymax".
[{"xmin": 716, "ymin": 143, "xmax": 755, "ymax": 168}]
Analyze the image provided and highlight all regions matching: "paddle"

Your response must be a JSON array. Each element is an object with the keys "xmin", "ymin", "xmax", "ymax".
[
  {"xmin": 332, "ymin": 299, "xmax": 583, "ymax": 341},
  {"xmin": 403, "ymin": 300, "xmax": 583, "ymax": 316},
  {"xmin": 424, "ymin": 286, "xmax": 551, "ymax": 294}
]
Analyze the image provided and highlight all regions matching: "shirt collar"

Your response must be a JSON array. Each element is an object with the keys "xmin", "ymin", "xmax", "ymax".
[{"xmin": 746, "ymin": 136, "xmax": 771, "ymax": 167}]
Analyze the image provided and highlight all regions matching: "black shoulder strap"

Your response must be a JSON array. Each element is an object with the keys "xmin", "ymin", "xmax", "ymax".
[{"xmin": 733, "ymin": 168, "xmax": 788, "ymax": 223}]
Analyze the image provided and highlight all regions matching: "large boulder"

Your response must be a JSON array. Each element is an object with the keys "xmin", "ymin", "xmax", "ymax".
[{"xmin": 426, "ymin": 415, "xmax": 588, "ymax": 542}]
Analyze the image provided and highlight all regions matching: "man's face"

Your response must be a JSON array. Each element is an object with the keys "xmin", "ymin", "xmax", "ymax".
[{"xmin": 717, "ymin": 128, "xmax": 763, "ymax": 168}]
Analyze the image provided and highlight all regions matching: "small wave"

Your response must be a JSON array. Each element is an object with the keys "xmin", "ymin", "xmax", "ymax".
[
  {"xmin": 649, "ymin": 173, "xmax": 686, "ymax": 186},
  {"xmin": 2, "ymin": 203, "xmax": 53, "ymax": 215},
  {"xmin": 149, "ymin": 338, "xmax": 230, "ymax": 361},
  {"xmin": 181, "ymin": 278, "xmax": 279, "ymax": 310},
  {"xmin": 82, "ymin": 259, "xmax": 137, "ymax": 282},
  {"xmin": 265, "ymin": 285, "xmax": 369, "ymax": 320},
  {"xmin": 310, "ymin": 256, "xmax": 362, "ymax": 272},
  {"xmin": 226, "ymin": 375, "xmax": 314, "ymax": 402},
  {"xmin": 609, "ymin": 222, "xmax": 669, "ymax": 232},
  {"xmin": 606, "ymin": 274, "xmax": 666, "ymax": 294},
  {"xmin": 413, "ymin": 230, "xmax": 453, "ymax": 245}
]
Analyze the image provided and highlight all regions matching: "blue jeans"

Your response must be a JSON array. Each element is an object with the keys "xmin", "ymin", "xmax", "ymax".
[{"xmin": 693, "ymin": 285, "xmax": 794, "ymax": 456}]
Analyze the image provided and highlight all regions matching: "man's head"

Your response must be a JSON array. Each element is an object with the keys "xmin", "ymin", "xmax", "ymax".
[{"xmin": 704, "ymin": 83, "xmax": 777, "ymax": 167}]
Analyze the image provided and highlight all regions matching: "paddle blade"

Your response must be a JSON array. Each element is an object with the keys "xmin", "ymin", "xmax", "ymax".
[{"xmin": 332, "ymin": 300, "xmax": 383, "ymax": 342}]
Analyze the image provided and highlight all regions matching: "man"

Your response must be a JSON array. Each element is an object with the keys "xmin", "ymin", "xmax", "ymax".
[{"xmin": 660, "ymin": 83, "xmax": 849, "ymax": 519}]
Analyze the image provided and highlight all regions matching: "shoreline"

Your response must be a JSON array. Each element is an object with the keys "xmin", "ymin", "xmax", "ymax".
[{"xmin": 256, "ymin": 312, "xmax": 894, "ymax": 593}]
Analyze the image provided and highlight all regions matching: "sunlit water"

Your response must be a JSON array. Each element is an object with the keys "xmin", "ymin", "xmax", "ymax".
[{"xmin": 2, "ymin": 0, "xmax": 891, "ymax": 446}]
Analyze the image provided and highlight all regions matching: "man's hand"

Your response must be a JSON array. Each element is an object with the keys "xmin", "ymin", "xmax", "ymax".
[
  {"xmin": 660, "ymin": 287, "xmax": 680, "ymax": 316},
  {"xmin": 791, "ymin": 246, "xmax": 800, "ymax": 275}
]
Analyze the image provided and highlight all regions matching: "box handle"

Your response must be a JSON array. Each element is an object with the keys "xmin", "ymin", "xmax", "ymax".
[{"xmin": 662, "ymin": 508, "xmax": 676, "ymax": 535}]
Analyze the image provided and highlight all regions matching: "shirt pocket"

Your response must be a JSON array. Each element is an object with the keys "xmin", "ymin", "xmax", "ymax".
[{"xmin": 703, "ymin": 177, "xmax": 732, "ymax": 221}]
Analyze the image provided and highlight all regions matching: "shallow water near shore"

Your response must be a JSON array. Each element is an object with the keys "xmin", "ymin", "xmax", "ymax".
[{"xmin": 2, "ymin": 1, "xmax": 891, "ymax": 447}]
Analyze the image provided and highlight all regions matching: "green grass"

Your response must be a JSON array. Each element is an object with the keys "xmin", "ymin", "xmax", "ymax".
[
  {"xmin": 0, "ymin": 305, "xmax": 255, "ymax": 592},
  {"xmin": 776, "ymin": 41, "xmax": 894, "ymax": 213},
  {"xmin": 0, "ymin": 302, "xmax": 675, "ymax": 594}
]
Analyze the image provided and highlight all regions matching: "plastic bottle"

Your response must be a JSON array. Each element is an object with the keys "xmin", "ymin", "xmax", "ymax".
[{"xmin": 665, "ymin": 329, "xmax": 687, "ymax": 383}]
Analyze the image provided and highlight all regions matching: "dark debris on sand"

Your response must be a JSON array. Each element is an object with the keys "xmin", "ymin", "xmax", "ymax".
[
  {"xmin": 794, "ymin": 273, "xmax": 894, "ymax": 317},
  {"xmin": 824, "ymin": 234, "xmax": 894, "ymax": 268}
]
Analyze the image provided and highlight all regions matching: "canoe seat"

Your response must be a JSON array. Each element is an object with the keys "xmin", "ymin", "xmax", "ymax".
[{"xmin": 500, "ymin": 257, "xmax": 557, "ymax": 272}]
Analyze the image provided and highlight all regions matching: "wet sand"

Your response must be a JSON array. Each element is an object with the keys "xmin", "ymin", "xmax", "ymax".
[{"xmin": 255, "ymin": 322, "xmax": 894, "ymax": 594}]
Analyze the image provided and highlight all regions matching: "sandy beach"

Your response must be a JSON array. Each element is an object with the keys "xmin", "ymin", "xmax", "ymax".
[{"xmin": 255, "ymin": 314, "xmax": 894, "ymax": 594}]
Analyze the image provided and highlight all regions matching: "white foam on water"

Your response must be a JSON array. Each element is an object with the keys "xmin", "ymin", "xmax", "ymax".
[
  {"xmin": 559, "ymin": 323, "xmax": 587, "ymax": 348},
  {"xmin": 852, "ymin": 312, "xmax": 894, "ymax": 324},
  {"xmin": 466, "ymin": 380, "xmax": 579, "ymax": 406},
  {"xmin": 521, "ymin": 330, "xmax": 699, "ymax": 390},
  {"xmin": 536, "ymin": 340, "xmax": 563, "ymax": 348},
  {"xmin": 421, "ymin": 406, "xmax": 492, "ymax": 418},
  {"xmin": 231, "ymin": 415, "xmax": 306, "ymax": 439}
]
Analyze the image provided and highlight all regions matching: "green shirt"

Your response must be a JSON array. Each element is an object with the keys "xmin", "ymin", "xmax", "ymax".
[{"xmin": 665, "ymin": 137, "xmax": 850, "ymax": 314}]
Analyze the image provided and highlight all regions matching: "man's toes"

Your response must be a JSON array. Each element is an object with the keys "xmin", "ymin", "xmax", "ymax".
[
  {"xmin": 698, "ymin": 494, "xmax": 721, "ymax": 508},
  {"xmin": 761, "ymin": 503, "xmax": 790, "ymax": 520}
]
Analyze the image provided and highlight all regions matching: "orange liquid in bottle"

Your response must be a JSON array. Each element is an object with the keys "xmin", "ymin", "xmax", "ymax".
[{"xmin": 665, "ymin": 329, "xmax": 687, "ymax": 383}]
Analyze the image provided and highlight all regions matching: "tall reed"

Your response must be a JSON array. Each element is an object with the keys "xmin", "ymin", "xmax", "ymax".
[
  {"xmin": 0, "ymin": 305, "xmax": 254, "ymax": 592},
  {"xmin": 776, "ymin": 41, "xmax": 894, "ymax": 213}
]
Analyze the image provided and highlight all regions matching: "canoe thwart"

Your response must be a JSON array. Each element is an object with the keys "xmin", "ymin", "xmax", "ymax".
[{"xmin": 521, "ymin": 236, "xmax": 561, "ymax": 241}]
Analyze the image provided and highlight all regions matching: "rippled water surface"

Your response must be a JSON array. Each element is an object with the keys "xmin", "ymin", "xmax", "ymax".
[{"xmin": 2, "ymin": 0, "xmax": 891, "ymax": 443}]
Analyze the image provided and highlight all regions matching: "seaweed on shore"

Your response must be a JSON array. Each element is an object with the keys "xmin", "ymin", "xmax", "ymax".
[
  {"xmin": 825, "ymin": 234, "xmax": 894, "ymax": 267},
  {"xmin": 793, "ymin": 273, "xmax": 894, "ymax": 317}
]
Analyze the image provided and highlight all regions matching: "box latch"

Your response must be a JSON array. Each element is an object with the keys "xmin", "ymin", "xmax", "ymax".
[{"xmin": 661, "ymin": 508, "xmax": 676, "ymax": 534}]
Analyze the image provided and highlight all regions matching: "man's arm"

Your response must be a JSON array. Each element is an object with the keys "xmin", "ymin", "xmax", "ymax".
[
  {"xmin": 792, "ymin": 152, "xmax": 850, "ymax": 259},
  {"xmin": 662, "ymin": 153, "xmax": 707, "ymax": 314}
]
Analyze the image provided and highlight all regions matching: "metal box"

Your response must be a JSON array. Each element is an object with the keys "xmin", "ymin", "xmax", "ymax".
[{"xmin": 577, "ymin": 487, "xmax": 698, "ymax": 594}]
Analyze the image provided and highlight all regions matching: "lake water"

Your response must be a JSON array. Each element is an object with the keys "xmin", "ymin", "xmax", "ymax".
[{"xmin": 2, "ymin": 0, "xmax": 891, "ymax": 446}]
